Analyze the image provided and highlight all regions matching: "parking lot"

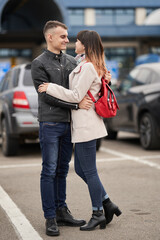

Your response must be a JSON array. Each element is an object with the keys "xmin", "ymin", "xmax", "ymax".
[{"xmin": 0, "ymin": 132, "xmax": 160, "ymax": 240}]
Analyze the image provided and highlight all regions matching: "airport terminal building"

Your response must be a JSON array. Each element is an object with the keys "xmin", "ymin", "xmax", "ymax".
[{"xmin": 0, "ymin": 0, "xmax": 160, "ymax": 80}]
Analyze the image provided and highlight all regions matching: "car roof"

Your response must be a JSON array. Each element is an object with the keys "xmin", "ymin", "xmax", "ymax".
[
  {"xmin": 13, "ymin": 63, "xmax": 31, "ymax": 69},
  {"xmin": 136, "ymin": 62, "xmax": 160, "ymax": 75}
]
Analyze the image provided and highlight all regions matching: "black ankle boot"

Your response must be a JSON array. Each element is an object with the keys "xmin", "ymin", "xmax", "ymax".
[
  {"xmin": 46, "ymin": 218, "xmax": 59, "ymax": 236},
  {"xmin": 56, "ymin": 206, "xmax": 86, "ymax": 226},
  {"xmin": 80, "ymin": 210, "xmax": 106, "ymax": 231},
  {"xmin": 103, "ymin": 198, "xmax": 122, "ymax": 224}
]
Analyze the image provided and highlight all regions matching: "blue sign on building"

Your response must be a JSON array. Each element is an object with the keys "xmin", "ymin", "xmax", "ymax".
[{"xmin": 0, "ymin": 62, "xmax": 10, "ymax": 81}]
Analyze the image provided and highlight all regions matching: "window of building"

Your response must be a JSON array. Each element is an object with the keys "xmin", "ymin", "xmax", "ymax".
[
  {"xmin": 0, "ymin": 49, "xmax": 32, "ymax": 58},
  {"xmin": 105, "ymin": 47, "xmax": 136, "ymax": 81},
  {"xmin": 68, "ymin": 9, "xmax": 84, "ymax": 26},
  {"xmin": 68, "ymin": 8, "xmax": 135, "ymax": 26},
  {"xmin": 105, "ymin": 47, "xmax": 135, "ymax": 60},
  {"xmin": 96, "ymin": 9, "xmax": 113, "ymax": 25},
  {"xmin": 96, "ymin": 8, "xmax": 134, "ymax": 25},
  {"xmin": 150, "ymin": 47, "xmax": 160, "ymax": 54},
  {"xmin": 115, "ymin": 9, "xmax": 134, "ymax": 25}
]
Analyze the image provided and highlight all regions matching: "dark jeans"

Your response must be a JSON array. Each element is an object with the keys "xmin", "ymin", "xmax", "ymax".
[
  {"xmin": 74, "ymin": 139, "xmax": 107, "ymax": 210},
  {"xmin": 39, "ymin": 122, "xmax": 73, "ymax": 219}
]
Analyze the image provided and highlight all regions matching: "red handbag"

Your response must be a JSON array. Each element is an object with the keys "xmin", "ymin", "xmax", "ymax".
[{"xmin": 87, "ymin": 78, "xmax": 119, "ymax": 118}]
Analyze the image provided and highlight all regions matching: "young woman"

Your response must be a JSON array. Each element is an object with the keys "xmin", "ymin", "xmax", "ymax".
[{"xmin": 38, "ymin": 30, "xmax": 122, "ymax": 231}]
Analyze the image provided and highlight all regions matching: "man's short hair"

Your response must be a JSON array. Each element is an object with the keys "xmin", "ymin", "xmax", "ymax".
[{"xmin": 43, "ymin": 20, "xmax": 68, "ymax": 36}]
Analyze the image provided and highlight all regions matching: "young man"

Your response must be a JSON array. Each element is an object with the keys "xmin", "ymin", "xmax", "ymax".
[{"xmin": 31, "ymin": 21, "xmax": 91, "ymax": 236}]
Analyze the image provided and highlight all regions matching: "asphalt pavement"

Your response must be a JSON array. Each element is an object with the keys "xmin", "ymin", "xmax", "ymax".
[{"xmin": 0, "ymin": 132, "xmax": 160, "ymax": 240}]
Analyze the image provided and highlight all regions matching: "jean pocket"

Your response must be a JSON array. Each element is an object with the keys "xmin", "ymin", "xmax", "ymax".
[{"xmin": 42, "ymin": 122, "xmax": 59, "ymax": 126}]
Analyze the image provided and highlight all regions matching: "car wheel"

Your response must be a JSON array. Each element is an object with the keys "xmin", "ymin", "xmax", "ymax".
[
  {"xmin": 139, "ymin": 113, "xmax": 160, "ymax": 150},
  {"xmin": 1, "ymin": 118, "xmax": 19, "ymax": 156},
  {"xmin": 106, "ymin": 130, "xmax": 117, "ymax": 140},
  {"xmin": 96, "ymin": 138, "xmax": 101, "ymax": 151}
]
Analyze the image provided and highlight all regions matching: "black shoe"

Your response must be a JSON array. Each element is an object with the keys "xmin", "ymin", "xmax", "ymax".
[
  {"xmin": 103, "ymin": 198, "xmax": 122, "ymax": 224},
  {"xmin": 46, "ymin": 218, "xmax": 59, "ymax": 236},
  {"xmin": 56, "ymin": 206, "xmax": 86, "ymax": 227},
  {"xmin": 80, "ymin": 210, "xmax": 106, "ymax": 231}
]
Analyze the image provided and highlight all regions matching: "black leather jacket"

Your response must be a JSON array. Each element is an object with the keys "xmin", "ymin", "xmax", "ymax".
[{"xmin": 31, "ymin": 50, "xmax": 78, "ymax": 122}]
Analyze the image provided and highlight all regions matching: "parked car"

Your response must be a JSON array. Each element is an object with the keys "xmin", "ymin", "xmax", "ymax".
[
  {"xmin": 0, "ymin": 63, "xmax": 39, "ymax": 156},
  {"xmin": 104, "ymin": 63, "xmax": 160, "ymax": 150},
  {"xmin": 0, "ymin": 63, "xmax": 102, "ymax": 156}
]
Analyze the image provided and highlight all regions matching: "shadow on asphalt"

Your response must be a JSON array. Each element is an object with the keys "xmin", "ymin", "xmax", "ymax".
[
  {"xmin": 104, "ymin": 135, "xmax": 141, "ymax": 147},
  {"xmin": 1, "ymin": 134, "xmax": 159, "ymax": 157},
  {"xmin": 18, "ymin": 142, "xmax": 41, "ymax": 156},
  {"xmin": 117, "ymin": 137, "xmax": 140, "ymax": 146},
  {"xmin": 105, "ymin": 135, "xmax": 160, "ymax": 151}
]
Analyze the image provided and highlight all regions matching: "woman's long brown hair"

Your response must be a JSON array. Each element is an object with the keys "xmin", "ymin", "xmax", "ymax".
[{"xmin": 77, "ymin": 30, "xmax": 107, "ymax": 77}]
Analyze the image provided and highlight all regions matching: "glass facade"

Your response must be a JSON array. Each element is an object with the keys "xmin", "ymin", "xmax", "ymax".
[
  {"xmin": 105, "ymin": 47, "xmax": 136, "ymax": 82},
  {"xmin": 68, "ymin": 7, "xmax": 158, "ymax": 26},
  {"xmin": 68, "ymin": 9, "xmax": 84, "ymax": 26},
  {"xmin": 68, "ymin": 8, "xmax": 135, "ymax": 26},
  {"xmin": 150, "ymin": 47, "xmax": 160, "ymax": 54},
  {"xmin": 96, "ymin": 9, "xmax": 135, "ymax": 25},
  {"xmin": 0, "ymin": 49, "xmax": 32, "ymax": 58}
]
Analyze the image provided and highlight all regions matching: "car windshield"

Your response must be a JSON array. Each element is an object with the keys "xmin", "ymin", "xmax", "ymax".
[
  {"xmin": 119, "ymin": 68, "xmax": 139, "ymax": 93},
  {"xmin": 23, "ymin": 66, "xmax": 33, "ymax": 86}
]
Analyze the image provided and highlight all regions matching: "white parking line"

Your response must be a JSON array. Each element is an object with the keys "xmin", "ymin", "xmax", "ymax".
[
  {"xmin": 96, "ymin": 157, "xmax": 125, "ymax": 162},
  {"xmin": 0, "ymin": 151, "xmax": 160, "ymax": 170},
  {"xmin": 139, "ymin": 155, "xmax": 160, "ymax": 159},
  {"xmin": 100, "ymin": 147, "xmax": 160, "ymax": 170},
  {"xmin": 0, "ymin": 163, "xmax": 41, "ymax": 169},
  {"xmin": 0, "ymin": 157, "xmax": 126, "ymax": 169},
  {"xmin": 0, "ymin": 186, "xmax": 43, "ymax": 240}
]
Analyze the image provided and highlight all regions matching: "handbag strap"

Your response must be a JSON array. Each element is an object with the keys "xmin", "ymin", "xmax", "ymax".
[
  {"xmin": 107, "ymin": 87, "xmax": 114, "ymax": 103},
  {"xmin": 88, "ymin": 78, "xmax": 113, "ymax": 104},
  {"xmin": 87, "ymin": 90, "xmax": 96, "ymax": 103},
  {"xmin": 80, "ymin": 63, "xmax": 112, "ymax": 103}
]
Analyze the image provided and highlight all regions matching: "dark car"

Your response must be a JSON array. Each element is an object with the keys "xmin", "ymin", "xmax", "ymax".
[{"xmin": 104, "ymin": 63, "xmax": 160, "ymax": 150}]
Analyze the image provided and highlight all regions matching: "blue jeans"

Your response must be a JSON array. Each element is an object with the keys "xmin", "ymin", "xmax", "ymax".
[
  {"xmin": 39, "ymin": 122, "xmax": 73, "ymax": 219},
  {"xmin": 74, "ymin": 139, "xmax": 107, "ymax": 210}
]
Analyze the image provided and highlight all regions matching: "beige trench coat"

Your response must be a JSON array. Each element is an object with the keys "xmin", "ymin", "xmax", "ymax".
[{"xmin": 46, "ymin": 61, "xmax": 107, "ymax": 143}]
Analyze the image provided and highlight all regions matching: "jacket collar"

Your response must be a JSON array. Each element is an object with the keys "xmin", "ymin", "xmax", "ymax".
[
  {"xmin": 75, "ymin": 54, "xmax": 85, "ymax": 64},
  {"xmin": 73, "ymin": 60, "xmax": 87, "ymax": 73},
  {"xmin": 45, "ymin": 49, "xmax": 63, "ymax": 60}
]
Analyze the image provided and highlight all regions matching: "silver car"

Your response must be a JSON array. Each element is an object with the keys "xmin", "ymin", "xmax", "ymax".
[{"xmin": 0, "ymin": 63, "xmax": 39, "ymax": 156}]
